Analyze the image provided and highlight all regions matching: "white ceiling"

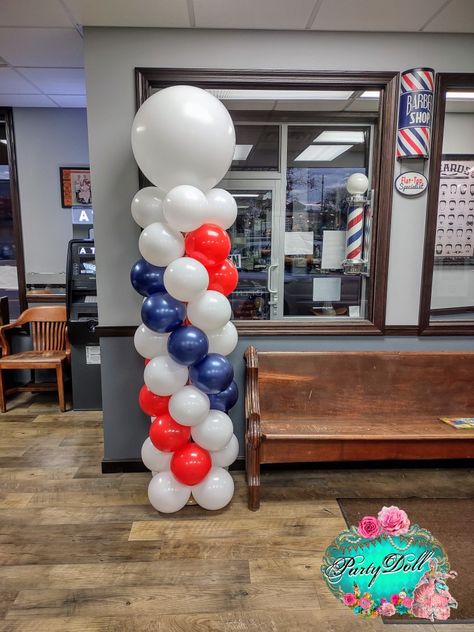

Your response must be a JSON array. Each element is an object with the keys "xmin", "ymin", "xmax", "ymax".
[{"xmin": 0, "ymin": 0, "xmax": 473, "ymax": 108}]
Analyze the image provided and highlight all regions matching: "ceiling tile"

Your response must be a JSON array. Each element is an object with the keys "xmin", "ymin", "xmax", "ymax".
[
  {"xmin": 313, "ymin": 0, "xmax": 447, "ymax": 31},
  {"xmin": 0, "ymin": 28, "xmax": 83, "ymax": 67},
  {"xmin": 423, "ymin": 0, "xmax": 474, "ymax": 32},
  {"xmin": 0, "ymin": 67, "xmax": 41, "ymax": 94},
  {"xmin": 194, "ymin": 0, "xmax": 316, "ymax": 29},
  {"xmin": 0, "ymin": 0, "xmax": 72, "ymax": 27},
  {"xmin": 345, "ymin": 98, "xmax": 380, "ymax": 112},
  {"xmin": 0, "ymin": 94, "xmax": 57, "ymax": 107},
  {"xmin": 274, "ymin": 99, "xmax": 347, "ymax": 111},
  {"xmin": 64, "ymin": 0, "xmax": 190, "ymax": 27},
  {"xmin": 49, "ymin": 94, "xmax": 87, "ymax": 107},
  {"xmin": 18, "ymin": 68, "xmax": 85, "ymax": 94}
]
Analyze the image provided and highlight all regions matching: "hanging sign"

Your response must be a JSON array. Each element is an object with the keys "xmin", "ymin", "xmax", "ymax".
[
  {"xmin": 395, "ymin": 171, "xmax": 428, "ymax": 197},
  {"xmin": 321, "ymin": 505, "xmax": 458, "ymax": 621},
  {"xmin": 397, "ymin": 68, "xmax": 434, "ymax": 160}
]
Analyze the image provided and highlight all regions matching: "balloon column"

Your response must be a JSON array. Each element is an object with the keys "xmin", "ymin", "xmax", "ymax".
[{"xmin": 130, "ymin": 86, "xmax": 240, "ymax": 513}]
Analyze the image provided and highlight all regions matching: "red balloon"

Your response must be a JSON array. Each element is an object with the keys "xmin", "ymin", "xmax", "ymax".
[
  {"xmin": 149, "ymin": 414, "xmax": 191, "ymax": 452},
  {"xmin": 207, "ymin": 259, "xmax": 239, "ymax": 296},
  {"xmin": 185, "ymin": 223, "xmax": 231, "ymax": 268},
  {"xmin": 144, "ymin": 358, "xmax": 150, "ymax": 366},
  {"xmin": 170, "ymin": 443, "xmax": 212, "ymax": 486},
  {"xmin": 139, "ymin": 385, "xmax": 169, "ymax": 417}
]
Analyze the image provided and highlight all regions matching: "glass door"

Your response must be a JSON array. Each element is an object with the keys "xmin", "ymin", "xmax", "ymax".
[{"xmin": 221, "ymin": 179, "xmax": 280, "ymax": 320}]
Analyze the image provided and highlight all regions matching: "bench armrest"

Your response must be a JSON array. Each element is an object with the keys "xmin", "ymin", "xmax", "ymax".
[
  {"xmin": 0, "ymin": 322, "xmax": 22, "ymax": 356},
  {"xmin": 244, "ymin": 346, "xmax": 261, "ymax": 447}
]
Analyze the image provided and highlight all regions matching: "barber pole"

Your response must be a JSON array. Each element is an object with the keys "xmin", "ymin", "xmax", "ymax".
[
  {"xmin": 397, "ymin": 68, "xmax": 434, "ymax": 159},
  {"xmin": 345, "ymin": 203, "xmax": 364, "ymax": 261}
]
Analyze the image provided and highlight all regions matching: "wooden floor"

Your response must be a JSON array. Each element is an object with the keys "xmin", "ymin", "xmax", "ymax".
[{"xmin": 0, "ymin": 393, "xmax": 473, "ymax": 632}]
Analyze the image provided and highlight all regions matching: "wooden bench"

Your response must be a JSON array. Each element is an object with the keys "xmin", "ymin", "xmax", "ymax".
[{"xmin": 244, "ymin": 346, "xmax": 474, "ymax": 510}]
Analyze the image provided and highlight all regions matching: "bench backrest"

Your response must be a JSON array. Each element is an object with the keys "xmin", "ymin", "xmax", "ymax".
[{"xmin": 251, "ymin": 349, "xmax": 474, "ymax": 419}]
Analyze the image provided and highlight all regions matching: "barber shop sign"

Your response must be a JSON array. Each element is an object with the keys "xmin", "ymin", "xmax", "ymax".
[{"xmin": 321, "ymin": 505, "xmax": 458, "ymax": 621}]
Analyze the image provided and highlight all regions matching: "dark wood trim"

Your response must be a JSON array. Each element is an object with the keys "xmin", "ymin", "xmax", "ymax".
[
  {"xmin": 419, "ymin": 73, "xmax": 474, "ymax": 336},
  {"xmin": 135, "ymin": 68, "xmax": 399, "ymax": 336},
  {"xmin": 384, "ymin": 325, "xmax": 420, "ymax": 335},
  {"xmin": 26, "ymin": 293, "xmax": 66, "ymax": 304},
  {"xmin": 430, "ymin": 306, "xmax": 474, "ymax": 316},
  {"xmin": 1, "ymin": 108, "xmax": 27, "ymax": 313},
  {"xmin": 0, "ymin": 297, "xmax": 10, "ymax": 326}
]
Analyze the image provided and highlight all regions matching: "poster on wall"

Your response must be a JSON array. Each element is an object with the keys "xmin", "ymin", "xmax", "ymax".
[
  {"xmin": 60, "ymin": 167, "xmax": 92, "ymax": 208},
  {"xmin": 435, "ymin": 155, "xmax": 474, "ymax": 264}
]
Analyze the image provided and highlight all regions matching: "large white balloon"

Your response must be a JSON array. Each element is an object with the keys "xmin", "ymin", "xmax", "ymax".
[
  {"xmin": 134, "ymin": 324, "xmax": 169, "ymax": 359},
  {"xmin": 131, "ymin": 187, "xmax": 164, "ymax": 228},
  {"xmin": 141, "ymin": 437, "xmax": 172, "ymax": 472},
  {"xmin": 163, "ymin": 185, "xmax": 208, "ymax": 233},
  {"xmin": 144, "ymin": 355, "xmax": 188, "ymax": 396},
  {"xmin": 164, "ymin": 257, "xmax": 209, "ymax": 303},
  {"xmin": 187, "ymin": 291, "xmax": 232, "ymax": 332},
  {"xmin": 131, "ymin": 85, "xmax": 235, "ymax": 193},
  {"xmin": 191, "ymin": 409, "xmax": 233, "ymax": 451},
  {"xmin": 210, "ymin": 434, "xmax": 239, "ymax": 468},
  {"xmin": 207, "ymin": 322, "xmax": 238, "ymax": 356},
  {"xmin": 169, "ymin": 385, "xmax": 210, "ymax": 427},
  {"xmin": 148, "ymin": 471, "xmax": 191, "ymax": 513},
  {"xmin": 138, "ymin": 222, "xmax": 185, "ymax": 267},
  {"xmin": 205, "ymin": 189, "xmax": 238, "ymax": 230},
  {"xmin": 192, "ymin": 466, "xmax": 234, "ymax": 511}
]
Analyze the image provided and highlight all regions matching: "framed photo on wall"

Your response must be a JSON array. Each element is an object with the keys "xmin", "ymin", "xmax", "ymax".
[
  {"xmin": 60, "ymin": 166, "xmax": 92, "ymax": 208},
  {"xmin": 434, "ymin": 155, "xmax": 474, "ymax": 264}
]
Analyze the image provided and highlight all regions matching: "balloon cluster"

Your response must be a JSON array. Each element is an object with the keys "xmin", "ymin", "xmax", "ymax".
[{"xmin": 130, "ymin": 85, "xmax": 239, "ymax": 513}]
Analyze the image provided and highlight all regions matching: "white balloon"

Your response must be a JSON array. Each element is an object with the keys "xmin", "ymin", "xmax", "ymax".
[
  {"xmin": 144, "ymin": 355, "xmax": 188, "ymax": 396},
  {"xmin": 205, "ymin": 189, "xmax": 238, "ymax": 230},
  {"xmin": 191, "ymin": 409, "xmax": 233, "ymax": 451},
  {"xmin": 207, "ymin": 322, "xmax": 238, "ymax": 356},
  {"xmin": 169, "ymin": 385, "xmax": 210, "ymax": 427},
  {"xmin": 164, "ymin": 257, "xmax": 209, "ymax": 302},
  {"xmin": 134, "ymin": 324, "xmax": 169, "ymax": 359},
  {"xmin": 131, "ymin": 85, "xmax": 235, "ymax": 193},
  {"xmin": 141, "ymin": 437, "xmax": 172, "ymax": 472},
  {"xmin": 148, "ymin": 471, "xmax": 191, "ymax": 513},
  {"xmin": 163, "ymin": 185, "xmax": 208, "ymax": 233},
  {"xmin": 192, "ymin": 466, "xmax": 234, "ymax": 511},
  {"xmin": 210, "ymin": 434, "xmax": 239, "ymax": 468},
  {"xmin": 187, "ymin": 291, "xmax": 232, "ymax": 332},
  {"xmin": 346, "ymin": 172, "xmax": 369, "ymax": 195},
  {"xmin": 131, "ymin": 187, "xmax": 164, "ymax": 228},
  {"xmin": 138, "ymin": 222, "xmax": 185, "ymax": 267}
]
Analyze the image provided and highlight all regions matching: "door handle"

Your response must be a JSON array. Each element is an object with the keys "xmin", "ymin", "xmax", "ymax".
[{"xmin": 267, "ymin": 263, "xmax": 278, "ymax": 295}]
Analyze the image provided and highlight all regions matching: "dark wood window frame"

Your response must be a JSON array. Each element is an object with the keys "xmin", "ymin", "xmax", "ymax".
[
  {"xmin": 419, "ymin": 73, "xmax": 474, "ymax": 336},
  {"xmin": 135, "ymin": 68, "xmax": 399, "ymax": 337},
  {"xmin": 0, "ymin": 107, "xmax": 27, "ymax": 315}
]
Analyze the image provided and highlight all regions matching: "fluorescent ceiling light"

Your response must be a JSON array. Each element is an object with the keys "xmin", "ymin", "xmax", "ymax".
[
  {"xmin": 0, "ymin": 139, "xmax": 6, "ymax": 144},
  {"xmin": 446, "ymin": 92, "xmax": 474, "ymax": 100},
  {"xmin": 233, "ymin": 144, "xmax": 253, "ymax": 160},
  {"xmin": 315, "ymin": 130, "xmax": 365, "ymax": 144},
  {"xmin": 361, "ymin": 91, "xmax": 380, "ymax": 98},
  {"xmin": 295, "ymin": 144, "xmax": 353, "ymax": 162},
  {"xmin": 231, "ymin": 193, "xmax": 259, "ymax": 198},
  {"xmin": 209, "ymin": 89, "xmax": 353, "ymax": 101}
]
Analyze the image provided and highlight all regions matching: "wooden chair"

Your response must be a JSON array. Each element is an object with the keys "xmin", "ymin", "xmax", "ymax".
[{"xmin": 0, "ymin": 306, "xmax": 70, "ymax": 412}]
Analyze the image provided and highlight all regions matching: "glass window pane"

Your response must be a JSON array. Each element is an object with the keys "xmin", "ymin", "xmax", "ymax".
[
  {"xmin": 231, "ymin": 125, "xmax": 279, "ymax": 171},
  {"xmin": 227, "ymin": 189, "xmax": 273, "ymax": 320},
  {"xmin": 284, "ymin": 125, "xmax": 371, "ymax": 318}
]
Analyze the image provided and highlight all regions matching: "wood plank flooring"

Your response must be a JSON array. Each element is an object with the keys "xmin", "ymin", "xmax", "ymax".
[{"xmin": 0, "ymin": 393, "xmax": 473, "ymax": 632}]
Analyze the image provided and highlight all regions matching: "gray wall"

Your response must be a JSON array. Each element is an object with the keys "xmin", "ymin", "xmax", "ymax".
[
  {"xmin": 83, "ymin": 27, "xmax": 474, "ymax": 462},
  {"xmin": 14, "ymin": 107, "xmax": 89, "ymax": 278}
]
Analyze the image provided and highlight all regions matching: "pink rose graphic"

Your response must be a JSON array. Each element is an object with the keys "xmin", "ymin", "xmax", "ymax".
[
  {"xmin": 343, "ymin": 593, "xmax": 356, "ymax": 606},
  {"xmin": 390, "ymin": 594, "xmax": 400, "ymax": 605},
  {"xmin": 358, "ymin": 515, "xmax": 382, "ymax": 539},
  {"xmin": 377, "ymin": 505, "xmax": 410, "ymax": 535},
  {"xmin": 359, "ymin": 597, "xmax": 372, "ymax": 610},
  {"xmin": 402, "ymin": 597, "xmax": 413, "ymax": 608},
  {"xmin": 377, "ymin": 602, "xmax": 396, "ymax": 616}
]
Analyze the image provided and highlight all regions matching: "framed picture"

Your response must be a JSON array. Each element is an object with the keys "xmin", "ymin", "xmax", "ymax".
[
  {"xmin": 60, "ymin": 167, "xmax": 92, "ymax": 208},
  {"xmin": 434, "ymin": 155, "xmax": 474, "ymax": 264}
]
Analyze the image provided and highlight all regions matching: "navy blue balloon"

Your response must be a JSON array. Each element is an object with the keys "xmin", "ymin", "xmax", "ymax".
[
  {"xmin": 208, "ymin": 380, "xmax": 239, "ymax": 412},
  {"xmin": 141, "ymin": 292, "xmax": 185, "ymax": 333},
  {"xmin": 189, "ymin": 353, "xmax": 234, "ymax": 395},
  {"xmin": 130, "ymin": 258, "xmax": 165, "ymax": 297},
  {"xmin": 167, "ymin": 325, "xmax": 209, "ymax": 366}
]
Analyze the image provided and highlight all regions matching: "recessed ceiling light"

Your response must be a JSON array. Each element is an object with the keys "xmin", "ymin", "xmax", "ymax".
[
  {"xmin": 294, "ymin": 145, "xmax": 353, "ymax": 162},
  {"xmin": 315, "ymin": 131, "xmax": 365, "ymax": 144},
  {"xmin": 231, "ymin": 193, "xmax": 260, "ymax": 198},
  {"xmin": 361, "ymin": 91, "xmax": 380, "ymax": 98},
  {"xmin": 446, "ymin": 92, "xmax": 474, "ymax": 100},
  {"xmin": 0, "ymin": 139, "xmax": 7, "ymax": 144},
  {"xmin": 233, "ymin": 144, "xmax": 253, "ymax": 160},
  {"xmin": 209, "ymin": 89, "xmax": 353, "ymax": 101}
]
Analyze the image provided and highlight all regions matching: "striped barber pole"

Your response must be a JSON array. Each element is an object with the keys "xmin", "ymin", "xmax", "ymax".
[
  {"xmin": 345, "ymin": 203, "xmax": 364, "ymax": 261},
  {"xmin": 397, "ymin": 68, "xmax": 434, "ymax": 160}
]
